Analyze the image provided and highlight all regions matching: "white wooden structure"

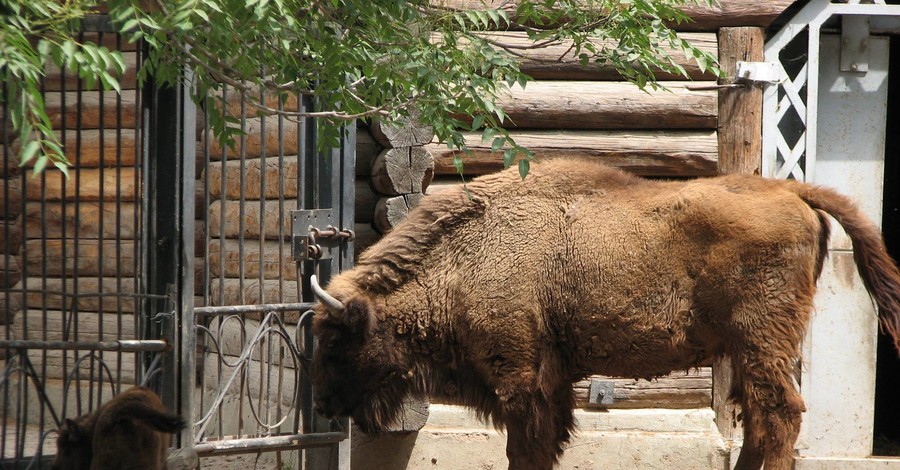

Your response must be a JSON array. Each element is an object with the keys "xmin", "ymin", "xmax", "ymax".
[{"xmin": 762, "ymin": 0, "xmax": 900, "ymax": 467}]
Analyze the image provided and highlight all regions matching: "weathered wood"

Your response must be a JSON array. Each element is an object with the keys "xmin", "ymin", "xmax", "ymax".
[
  {"xmin": 0, "ymin": 291, "xmax": 23, "ymax": 325},
  {"xmin": 23, "ymin": 239, "xmax": 137, "ymax": 277},
  {"xmin": 356, "ymin": 126, "xmax": 383, "ymax": 177},
  {"xmin": 206, "ymin": 181, "xmax": 375, "ymax": 239},
  {"xmin": 205, "ymin": 156, "xmax": 299, "ymax": 201},
  {"xmin": 370, "ymin": 109, "xmax": 435, "ymax": 148},
  {"xmin": 493, "ymin": 81, "xmax": 717, "ymax": 130},
  {"xmin": 574, "ymin": 368, "xmax": 712, "ymax": 409},
  {"xmin": 212, "ymin": 86, "xmax": 301, "ymax": 119},
  {"xmin": 7, "ymin": 129, "xmax": 138, "ymax": 176},
  {"xmin": 21, "ymin": 348, "xmax": 138, "ymax": 383},
  {"xmin": 371, "ymin": 147, "xmax": 435, "ymax": 196},
  {"xmin": 207, "ymin": 239, "xmax": 296, "ymax": 281},
  {"xmin": 12, "ymin": 309, "xmax": 136, "ymax": 342},
  {"xmin": 374, "ymin": 193, "xmax": 425, "ymax": 234},
  {"xmin": 437, "ymin": 1, "xmax": 797, "ymax": 31},
  {"xmin": 44, "ymin": 90, "xmax": 138, "ymax": 129},
  {"xmin": 205, "ymin": 116, "xmax": 300, "ymax": 160},
  {"xmin": 22, "ymin": 167, "xmax": 138, "ymax": 202},
  {"xmin": 43, "ymin": 52, "xmax": 139, "ymax": 92},
  {"xmin": 428, "ymin": 130, "xmax": 718, "ymax": 178},
  {"xmin": 16, "ymin": 277, "xmax": 138, "ymax": 314},
  {"xmin": 0, "ymin": 219, "xmax": 22, "ymax": 255},
  {"xmin": 717, "ymin": 27, "xmax": 764, "ymax": 176},
  {"xmin": 443, "ymin": 31, "xmax": 718, "ymax": 81},
  {"xmin": 387, "ymin": 396, "xmax": 430, "ymax": 432},
  {"xmin": 0, "ymin": 178, "xmax": 23, "ymax": 218},
  {"xmin": 0, "ymin": 254, "xmax": 21, "ymax": 289},
  {"xmin": 24, "ymin": 202, "xmax": 138, "ymax": 240}
]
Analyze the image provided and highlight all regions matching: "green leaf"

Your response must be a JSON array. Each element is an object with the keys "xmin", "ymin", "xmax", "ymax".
[
  {"xmin": 518, "ymin": 158, "xmax": 530, "ymax": 179},
  {"xmin": 20, "ymin": 140, "xmax": 40, "ymax": 165}
]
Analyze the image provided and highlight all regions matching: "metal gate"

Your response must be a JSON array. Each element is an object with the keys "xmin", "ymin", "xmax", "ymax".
[{"xmin": 0, "ymin": 17, "xmax": 355, "ymax": 469}]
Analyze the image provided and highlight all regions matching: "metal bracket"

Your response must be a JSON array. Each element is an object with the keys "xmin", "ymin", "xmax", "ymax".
[
  {"xmin": 588, "ymin": 379, "xmax": 615, "ymax": 407},
  {"xmin": 291, "ymin": 209, "xmax": 354, "ymax": 261},
  {"xmin": 841, "ymin": 15, "xmax": 870, "ymax": 73},
  {"xmin": 735, "ymin": 61, "xmax": 784, "ymax": 84}
]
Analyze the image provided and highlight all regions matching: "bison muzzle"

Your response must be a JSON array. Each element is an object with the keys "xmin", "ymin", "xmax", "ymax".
[{"xmin": 309, "ymin": 158, "xmax": 900, "ymax": 470}]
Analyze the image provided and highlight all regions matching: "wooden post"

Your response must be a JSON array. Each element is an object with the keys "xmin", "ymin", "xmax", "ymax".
[{"xmin": 715, "ymin": 26, "xmax": 765, "ymax": 460}]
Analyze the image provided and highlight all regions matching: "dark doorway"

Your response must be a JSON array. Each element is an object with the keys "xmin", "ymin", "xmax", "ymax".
[{"xmin": 874, "ymin": 32, "xmax": 900, "ymax": 457}]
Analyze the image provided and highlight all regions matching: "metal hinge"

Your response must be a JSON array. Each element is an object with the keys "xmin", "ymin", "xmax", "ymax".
[{"xmin": 291, "ymin": 209, "xmax": 354, "ymax": 261}]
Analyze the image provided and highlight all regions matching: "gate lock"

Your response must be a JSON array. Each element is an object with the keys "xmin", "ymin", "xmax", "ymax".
[{"xmin": 291, "ymin": 209, "xmax": 354, "ymax": 261}]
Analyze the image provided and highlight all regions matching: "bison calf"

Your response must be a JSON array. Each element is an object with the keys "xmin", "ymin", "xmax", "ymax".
[
  {"xmin": 52, "ymin": 386, "xmax": 185, "ymax": 470},
  {"xmin": 309, "ymin": 158, "xmax": 900, "ymax": 470}
]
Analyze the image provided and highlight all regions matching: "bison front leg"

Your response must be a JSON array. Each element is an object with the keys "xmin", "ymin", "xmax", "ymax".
[{"xmin": 502, "ymin": 385, "xmax": 575, "ymax": 470}]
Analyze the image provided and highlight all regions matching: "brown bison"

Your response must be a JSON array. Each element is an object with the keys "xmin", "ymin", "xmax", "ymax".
[
  {"xmin": 309, "ymin": 158, "xmax": 900, "ymax": 470},
  {"xmin": 52, "ymin": 386, "xmax": 185, "ymax": 470}
]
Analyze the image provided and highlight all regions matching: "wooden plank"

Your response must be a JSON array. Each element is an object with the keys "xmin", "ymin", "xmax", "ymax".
[
  {"xmin": 494, "ymin": 81, "xmax": 717, "ymax": 130},
  {"xmin": 427, "ymin": 130, "xmax": 718, "ymax": 178},
  {"xmin": 44, "ymin": 89, "xmax": 138, "ymax": 129},
  {"xmin": 437, "ymin": 1, "xmax": 797, "ymax": 31},
  {"xmin": 717, "ymin": 27, "xmax": 764, "ymax": 176},
  {"xmin": 15, "ymin": 277, "xmax": 138, "ymax": 314},
  {"xmin": 23, "ymin": 239, "xmax": 138, "ymax": 277},
  {"xmin": 7, "ymin": 129, "xmax": 138, "ymax": 176},
  {"xmin": 207, "ymin": 239, "xmax": 296, "ymax": 281},
  {"xmin": 0, "ymin": 254, "xmax": 22, "ymax": 289},
  {"xmin": 0, "ymin": 177, "xmax": 23, "ymax": 218},
  {"xmin": 204, "ymin": 116, "xmax": 300, "ymax": 160},
  {"xmin": 449, "ymin": 31, "xmax": 718, "ymax": 81},
  {"xmin": 11, "ymin": 309, "xmax": 136, "ymax": 342},
  {"xmin": 23, "ymin": 202, "xmax": 138, "ymax": 240},
  {"xmin": 43, "ymin": 52, "xmax": 139, "ymax": 92},
  {"xmin": 574, "ymin": 368, "xmax": 712, "ymax": 409},
  {"xmin": 22, "ymin": 167, "xmax": 138, "ymax": 202}
]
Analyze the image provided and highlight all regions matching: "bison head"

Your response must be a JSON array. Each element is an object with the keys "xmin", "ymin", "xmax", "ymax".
[{"xmin": 309, "ymin": 275, "xmax": 413, "ymax": 435}]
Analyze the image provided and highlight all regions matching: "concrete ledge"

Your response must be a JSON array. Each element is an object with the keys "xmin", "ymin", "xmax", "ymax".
[
  {"xmin": 353, "ymin": 405, "xmax": 729, "ymax": 470},
  {"xmin": 795, "ymin": 457, "xmax": 900, "ymax": 469}
]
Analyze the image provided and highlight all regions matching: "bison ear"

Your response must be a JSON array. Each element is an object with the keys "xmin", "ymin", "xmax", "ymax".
[{"xmin": 341, "ymin": 297, "xmax": 375, "ymax": 333}]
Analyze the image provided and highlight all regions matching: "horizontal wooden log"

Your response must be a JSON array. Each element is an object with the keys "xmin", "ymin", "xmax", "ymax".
[
  {"xmin": 205, "ymin": 181, "xmax": 375, "ymax": 239},
  {"xmin": 44, "ymin": 89, "xmax": 138, "ymax": 129},
  {"xmin": 23, "ymin": 239, "xmax": 137, "ymax": 277},
  {"xmin": 357, "ymin": 126, "xmax": 383, "ymax": 178},
  {"xmin": 22, "ymin": 167, "xmax": 138, "ymax": 202},
  {"xmin": 207, "ymin": 239, "xmax": 296, "ymax": 281},
  {"xmin": 0, "ymin": 291, "xmax": 23, "ymax": 325},
  {"xmin": 0, "ymin": 254, "xmax": 22, "ymax": 289},
  {"xmin": 11, "ymin": 309, "xmax": 136, "ymax": 342},
  {"xmin": 0, "ymin": 219, "xmax": 22, "ymax": 255},
  {"xmin": 494, "ymin": 81, "xmax": 716, "ymax": 130},
  {"xmin": 43, "ymin": 52, "xmax": 139, "ymax": 92},
  {"xmin": 24, "ymin": 202, "xmax": 138, "ymax": 240},
  {"xmin": 15, "ymin": 277, "xmax": 138, "ymax": 314},
  {"xmin": 436, "ymin": 1, "xmax": 796, "ymax": 31},
  {"xmin": 211, "ymin": 85, "xmax": 301, "ymax": 119},
  {"xmin": 205, "ymin": 116, "xmax": 300, "ymax": 160},
  {"xmin": 371, "ymin": 147, "xmax": 435, "ymax": 196},
  {"xmin": 574, "ymin": 368, "xmax": 712, "ymax": 409},
  {"xmin": 374, "ymin": 193, "xmax": 424, "ymax": 234},
  {"xmin": 6, "ymin": 130, "xmax": 139, "ymax": 178},
  {"xmin": 205, "ymin": 155, "xmax": 299, "ymax": 201},
  {"xmin": 428, "ymin": 130, "xmax": 717, "ymax": 178},
  {"xmin": 448, "ymin": 31, "xmax": 717, "ymax": 81},
  {"xmin": 0, "ymin": 178, "xmax": 23, "ymax": 218},
  {"xmin": 20, "ymin": 348, "xmax": 138, "ymax": 383}
]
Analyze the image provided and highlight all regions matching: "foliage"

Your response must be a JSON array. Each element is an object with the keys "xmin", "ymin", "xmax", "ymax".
[{"xmin": 1, "ymin": 0, "xmax": 721, "ymax": 177}]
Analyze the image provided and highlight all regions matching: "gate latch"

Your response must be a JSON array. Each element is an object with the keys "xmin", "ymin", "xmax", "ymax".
[{"xmin": 291, "ymin": 209, "xmax": 354, "ymax": 261}]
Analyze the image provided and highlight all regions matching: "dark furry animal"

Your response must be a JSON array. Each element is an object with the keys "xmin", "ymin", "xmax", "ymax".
[
  {"xmin": 309, "ymin": 159, "xmax": 900, "ymax": 470},
  {"xmin": 52, "ymin": 386, "xmax": 185, "ymax": 470}
]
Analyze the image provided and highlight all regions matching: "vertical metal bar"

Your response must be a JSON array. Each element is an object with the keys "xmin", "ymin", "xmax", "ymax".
[
  {"xmin": 179, "ymin": 68, "xmax": 198, "ymax": 453},
  {"xmin": 1, "ymin": 72, "xmax": 9, "ymax": 462}
]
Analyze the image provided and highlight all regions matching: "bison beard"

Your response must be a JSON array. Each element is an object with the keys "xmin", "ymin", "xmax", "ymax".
[{"xmin": 309, "ymin": 158, "xmax": 900, "ymax": 470}]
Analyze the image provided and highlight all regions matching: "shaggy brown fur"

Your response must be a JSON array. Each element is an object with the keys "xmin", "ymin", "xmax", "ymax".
[
  {"xmin": 309, "ymin": 159, "xmax": 900, "ymax": 470},
  {"xmin": 51, "ymin": 386, "xmax": 185, "ymax": 470}
]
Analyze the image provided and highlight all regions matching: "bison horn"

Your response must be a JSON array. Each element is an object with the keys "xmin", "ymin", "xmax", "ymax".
[{"xmin": 310, "ymin": 274, "xmax": 344, "ymax": 313}]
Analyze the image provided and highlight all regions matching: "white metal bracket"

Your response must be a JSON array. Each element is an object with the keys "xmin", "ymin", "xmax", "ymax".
[
  {"xmin": 841, "ymin": 15, "xmax": 870, "ymax": 73},
  {"xmin": 735, "ymin": 61, "xmax": 784, "ymax": 84}
]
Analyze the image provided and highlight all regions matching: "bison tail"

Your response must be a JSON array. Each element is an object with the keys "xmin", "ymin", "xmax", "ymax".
[{"xmin": 793, "ymin": 182, "xmax": 900, "ymax": 354}]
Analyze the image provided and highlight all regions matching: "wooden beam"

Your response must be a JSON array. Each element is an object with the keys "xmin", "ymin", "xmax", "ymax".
[
  {"xmin": 6, "ymin": 129, "xmax": 138, "ymax": 177},
  {"xmin": 714, "ymin": 26, "xmax": 765, "ymax": 446},
  {"xmin": 574, "ymin": 368, "xmax": 712, "ymax": 409},
  {"xmin": 16, "ymin": 277, "xmax": 138, "ymax": 314},
  {"xmin": 0, "ymin": 255, "xmax": 21, "ymax": 289},
  {"xmin": 427, "ymin": 130, "xmax": 718, "ymax": 178},
  {"xmin": 371, "ymin": 109, "xmax": 435, "ymax": 148},
  {"xmin": 204, "ymin": 116, "xmax": 300, "ymax": 160},
  {"xmin": 43, "ymin": 90, "xmax": 138, "ymax": 129},
  {"xmin": 207, "ymin": 238, "xmax": 296, "ymax": 281},
  {"xmin": 493, "ymin": 81, "xmax": 717, "ymax": 130},
  {"xmin": 356, "ymin": 126, "xmax": 383, "ymax": 178},
  {"xmin": 0, "ymin": 218, "xmax": 21, "ymax": 255},
  {"xmin": 374, "ymin": 194, "xmax": 425, "ymax": 234},
  {"xmin": 717, "ymin": 27, "xmax": 765, "ymax": 176},
  {"xmin": 23, "ymin": 202, "xmax": 138, "ymax": 240},
  {"xmin": 23, "ymin": 239, "xmax": 138, "ymax": 277},
  {"xmin": 43, "ymin": 52, "xmax": 139, "ymax": 92},
  {"xmin": 0, "ymin": 178, "xmax": 23, "ymax": 218},
  {"xmin": 206, "ymin": 156, "xmax": 299, "ymax": 200},
  {"xmin": 21, "ymin": 167, "xmax": 138, "ymax": 202},
  {"xmin": 371, "ymin": 147, "xmax": 435, "ymax": 196}
]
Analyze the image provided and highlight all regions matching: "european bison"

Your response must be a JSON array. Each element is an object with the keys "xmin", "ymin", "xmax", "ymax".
[
  {"xmin": 52, "ymin": 386, "xmax": 185, "ymax": 470},
  {"xmin": 309, "ymin": 158, "xmax": 900, "ymax": 470}
]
